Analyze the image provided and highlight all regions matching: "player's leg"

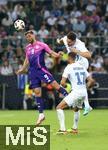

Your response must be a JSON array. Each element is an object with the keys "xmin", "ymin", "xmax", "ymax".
[
  {"xmin": 51, "ymin": 80, "xmax": 68, "ymax": 96},
  {"xmin": 80, "ymin": 61, "xmax": 92, "ymax": 113},
  {"xmin": 68, "ymin": 94, "xmax": 84, "ymax": 134},
  {"xmin": 39, "ymin": 68, "xmax": 68, "ymax": 96},
  {"xmin": 33, "ymin": 87, "xmax": 45, "ymax": 125},
  {"xmin": 72, "ymin": 108, "xmax": 80, "ymax": 134},
  {"xmin": 56, "ymin": 100, "xmax": 68, "ymax": 134},
  {"xmin": 29, "ymin": 73, "xmax": 45, "ymax": 125},
  {"xmin": 83, "ymin": 92, "xmax": 92, "ymax": 116},
  {"xmin": 56, "ymin": 92, "xmax": 74, "ymax": 134},
  {"xmin": 67, "ymin": 108, "xmax": 80, "ymax": 134}
]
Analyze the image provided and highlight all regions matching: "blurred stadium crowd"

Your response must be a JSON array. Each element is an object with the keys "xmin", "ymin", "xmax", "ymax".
[{"xmin": 0, "ymin": 0, "xmax": 108, "ymax": 76}]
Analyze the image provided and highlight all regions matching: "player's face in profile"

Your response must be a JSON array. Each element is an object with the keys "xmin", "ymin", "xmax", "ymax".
[
  {"xmin": 67, "ymin": 38, "xmax": 75, "ymax": 46},
  {"xmin": 67, "ymin": 56, "xmax": 72, "ymax": 64},
  {"xmin": 25, "ymin": 33, "xmax": 35, "ymax": 43}
]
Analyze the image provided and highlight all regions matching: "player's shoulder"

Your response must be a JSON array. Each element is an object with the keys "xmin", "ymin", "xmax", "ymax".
[
  {"xmin": 37, "ymin": 41, "xmax": 47, "ymax": 47},
  {"xmin": 73, "ymin": 62, "xmax": 85, "ymax": 69},
  {"xmin": 25, "ymin": 44, "xmax": 31, "ymax": 50},
  {"xmin": 65, "ymin": 63, "xmax": 75, "ymax": 70},
  {"xmin": 76, "ymin": 38, "xmax": 85, "ymax": 46}
]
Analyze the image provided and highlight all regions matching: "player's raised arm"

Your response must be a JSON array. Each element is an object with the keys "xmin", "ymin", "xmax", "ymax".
[
  {"xmin": 60, "ymin": 66, "xmax": 69, "ymax": 87},
  {"xmin": 50, "ymin": 50, "xmax": 64, "ymax": 58},
  {"xmin": 60, "ymin": 77, "xmax": 67, "ymax": 87},
  {"xmin": 16, "ymin": 57, "xmax": 29, "ymax": 75},
  {"xmin": 44, "ymin": 43, "xmax": 62, "ymax": 58}
]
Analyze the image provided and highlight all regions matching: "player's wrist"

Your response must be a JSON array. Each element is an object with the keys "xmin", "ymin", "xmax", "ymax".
[{"xmin": 76, "ymin": 49, "xmax": 80, "ymax": 55}]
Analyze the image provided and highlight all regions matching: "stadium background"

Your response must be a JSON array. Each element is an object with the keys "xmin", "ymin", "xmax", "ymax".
[{"xmin": 0, "ymin": 0, "xmax": 108, "ymax": 110}]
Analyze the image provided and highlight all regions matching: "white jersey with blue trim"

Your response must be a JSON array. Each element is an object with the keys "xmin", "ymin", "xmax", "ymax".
[
  {"xmin": 61, "ymin": 36, "xmax": 89, "ymax": 69},
  {"xmin": 62, "ymin": 62, "xmax": 90, "ymax": 92}
]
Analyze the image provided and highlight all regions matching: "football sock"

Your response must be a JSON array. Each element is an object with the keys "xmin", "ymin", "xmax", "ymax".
[
  {"xmin": 35, "ymin": 97, "xmax": 44, "ymax": 113},
  {"xmin": 58, "ymin": 87, "xmax": 68, "ymax": 96},
  {"xmin": 57, "ymin": 109, "xmax": 66, "ymax": 131},
  {"xmin": 84, "ymin": 98, "xmax": 90, "ymax": 108},
  {"xmin": 73, "ymin": 111, "xmax": 80, "ymax": 129}
]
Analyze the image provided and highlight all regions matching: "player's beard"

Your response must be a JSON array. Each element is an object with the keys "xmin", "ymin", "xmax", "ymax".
[{"xmin": 30, "ymin": 38, "xmax": 35, "ymax": 44}]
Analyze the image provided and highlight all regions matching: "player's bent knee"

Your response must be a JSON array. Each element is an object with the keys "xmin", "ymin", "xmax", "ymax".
[
  {"xmin": 34, "ymin": 89, "xmax": 41, "ymax": 97},
  {"xmin": 73, "ymin": 107, "xmax": 79, "ymax": 112},
  {"xmin": 51, "ymin": 80, "xmax": 60, "ymax": 90},
  {"xmin": 56, "ymin": 105, "xmax": 61, "ymax": 110}
]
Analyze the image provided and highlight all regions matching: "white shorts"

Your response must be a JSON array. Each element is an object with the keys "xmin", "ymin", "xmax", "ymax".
[{"xmin": 64, "ymin": 91, "xmax": 87, "ymax": 109}]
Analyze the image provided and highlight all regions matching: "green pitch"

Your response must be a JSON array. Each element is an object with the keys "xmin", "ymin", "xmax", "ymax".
[{"xmin": 0, "ymin": 109, "xmax": 108, "ymax": 150}]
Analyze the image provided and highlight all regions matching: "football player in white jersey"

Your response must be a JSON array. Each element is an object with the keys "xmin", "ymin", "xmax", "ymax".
[
  {"xmin": 56, "ymin": 52, "xmax": 95, "ymax": 134},
  {"xmin": 57, "ymin": 31, "xmax": 92, "ymax": 115}
]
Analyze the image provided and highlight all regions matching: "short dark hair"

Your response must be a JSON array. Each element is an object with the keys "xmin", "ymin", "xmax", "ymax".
[
  {"xmin": 24, "ymin": 30, "xmax": 34, "ymax": 36},
  {"xmin": 67, "ymin": 31, "xmax": 76, "ymax": 41},
  {"xmin": 68, "ymin": 52, "xmax": 76, "ymax": 60}
]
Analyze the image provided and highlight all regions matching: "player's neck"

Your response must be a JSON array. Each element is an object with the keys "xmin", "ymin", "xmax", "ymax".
[
  {"xmin": 31, "ymin": 39, "xmax": 37, "ymax": 44},
  {"xmin": 69, "ymin": 60, "xmax": 75, "ymax": 64}
]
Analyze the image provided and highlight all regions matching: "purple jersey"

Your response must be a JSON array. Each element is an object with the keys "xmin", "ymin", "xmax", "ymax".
[
  {"xmin": 25, "ymin": 41, "xmax": 52, "ymax": 70},
  {"xmin": 25, "ymin": 41, "xmax": 54, "ymax": 89}
]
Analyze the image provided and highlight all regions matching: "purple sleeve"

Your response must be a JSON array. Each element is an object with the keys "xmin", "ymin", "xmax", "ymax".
[{"xmin": 43, "ymin": 43, "xmax": 52, "ymax": 54}]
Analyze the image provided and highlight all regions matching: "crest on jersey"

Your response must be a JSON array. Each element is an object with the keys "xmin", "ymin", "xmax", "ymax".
[
  {"xmin": 35, "ymin": 45, "xmax": 39, "ymax": 49},
  {"xmin": 31, "ymin": 48, "xmax": 35, "ymax": 54}
]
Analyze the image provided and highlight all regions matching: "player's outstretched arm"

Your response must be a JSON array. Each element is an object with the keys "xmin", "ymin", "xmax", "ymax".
[
  {"xmin": 50, "ymin": 50, "xmax": 63, "ymax": 58},
  {"xmin": 16, "ymin": 57, "xmax": 29, "ymax": 75},
  {"xmin": 71, "ymin": 48, "xmax": 92, "ymax": 59},
  {"xmin": 87, "ymin": 76, "xmax": 95, "ymax": 89},
  {"xmin": 60, "ymin": 77, "xmax": 67, "ymax": 88}
]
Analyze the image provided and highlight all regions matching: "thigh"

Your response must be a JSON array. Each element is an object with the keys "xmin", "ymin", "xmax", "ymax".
[
  {"xmin": 28, "ymin": 71, "xmax": 41, "ymax": 89},
  {"xmin": 56, "ymin": 100, "xmax": 68, "ymax": 109},
  {"xmin": 73, "ymin": 92, "xmax": 85, "ymax": 109},
  {"xmin": 63, "ymin": 92, "xmax": 75, "ymax": 107},
  {"xmin": 37, "ymin": 68, "xmax": 55, "ymax": 84},
  {"xmin": 33, "ymin": 87, "xmax": 42, "ymax": 97}
]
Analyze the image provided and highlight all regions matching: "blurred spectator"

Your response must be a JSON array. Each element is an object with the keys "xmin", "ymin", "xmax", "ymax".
[
  {"xmin": 11, "ymin": 4, "xmax": 21, "ymax": 21},
  {"xmin": 38, "ymin": 25, "xmax": 49, "ymax": 39},
  {"xmin": 99, "ymin": 17, "xmax": 107, "ymax": 33},
  {"xmin": 17, "ymin": 59, "xmax": 28, "ymax": 89},
  {"xmin": 16, "ymin": 47, "xmax": 23, "ymax": 58},
  {"xmin": 91, "ymin": 55, "xmax": 104, "ymax": 72},
  {"xmin": 9, "ymin": 54, "xmax": 18, "ymax": 72},
  {"xmin": 72, "ymin": 18, "xmax": 86, "ymax": 34},
  {"xmin": 45, "ymin": 54, "xmax": 55, "ymax": 72},
  {"xmin": 47, "ymin": 15, "xmax": 57, "ymax": 28},
  {"xmin": 29, "ymin": 25, "xmax": 37, "ymax": 35},
  {"xmin": 50, "ymin": 27, "xmax": 59, "ymax": 37},
  {"xmin": 0, "ymin": 60, "xmax": 13, "ymax": 76},
  {"xmin": 18, "ymin": 5, "xmax": 26, "ymax": 19},
  {"xmin": 86, "ymin": 0, "xmax": 96, "ymax": 12},
  {"xmin": 90, "ymin": 11, "xmax": 100, "ymax": 30},
  {"xmin": 0, "ymin": 26, "xmax": 7, "ymax": 38},
  {"xmin": 57, "ymin": 16, "xmax": 66, "ymax": 32},
  {"xmin": 0, "ymin": 0, "xmax": 8, "ymax": 5},
  {"xmin": 43, "ymin": 7, "xmax": 50, "ymax": 19},
  {"xmin": 10, "ymin": 31, "xmax": 22, "ymax": 48},
  {"xmin": 4, "ymin": 45, "xmax": 14, "ymax": 60},
  {"xmin": 66, "ymin": 18, "xmax": 73, "ymax": 31},
  {"xmin": 1, "ymin": 14, "xmax": 13, "ymax": 27},
  {"xmin": 70, "ymin": 6, "xmax": 82, "ymax": 18}
]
